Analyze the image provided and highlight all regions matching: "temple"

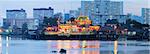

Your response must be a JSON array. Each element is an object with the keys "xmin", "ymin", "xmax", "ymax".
[{"xmin": 45, "ymin": 16, "xmax": 100, "ymax": 35}]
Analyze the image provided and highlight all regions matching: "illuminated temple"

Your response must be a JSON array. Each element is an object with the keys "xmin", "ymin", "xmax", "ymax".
[{"xmin": 45, "ymin": 16, "xmax": 100, "ymax": 35}]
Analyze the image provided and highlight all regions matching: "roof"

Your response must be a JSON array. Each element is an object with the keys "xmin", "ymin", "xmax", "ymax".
[
  {"xmin": 33, "ymin": 7, "xmax": 53, "ymax": 10},
  {"xmin": 7, "ymin": 9, "xmax": 25, "ymax": 12}
]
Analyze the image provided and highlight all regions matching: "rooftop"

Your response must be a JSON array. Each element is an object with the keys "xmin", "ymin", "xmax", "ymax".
[
  {"xmin": 6, "ymin": 9, "xmax": 26, "ymax": 12},
  {"xmin": 33, "ymin": 7, "xmax": 54, "ymax": 10}
]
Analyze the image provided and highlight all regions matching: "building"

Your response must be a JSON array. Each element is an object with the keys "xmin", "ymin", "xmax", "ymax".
[
  {"xmin": 6, "ymin": 9, "xmax": 27, "ymax": 19},
  {"xmin": 0, "ymin": 17, "xmax": 2, "ymax": 27},
  {"xmin": 130, "ymin": 15, "xmax": 144, "ymax": 24},
  {"xmin": 95, "ymin": 15, "xmax": 129, "ymax": 24},
  {"xmin": 109, "ymin": 1, "xmax": 123, "ymax": 15},
  {"xmin": 94, "ymin": 0, "xmax": 123, "ymax": 15},
  {"xmin": 142, "ymin": 8, "xmax": 150, "ymax": 25},
  {"xmin": 3, "ymin": 18, "xmax": 37, "ymax": 29},
  {"xmin": 81, "ymin": 1, "xmax": 95, "ymax": 20},
  {"xmin": 64, "ymin": 13, "xmax": 70, "ymax": 21},
  {"xmin": 93, "ymin": 0, "xmax": 123, "ymax": 26},
  {"xmin": 69, "ymin": 10, "xmax": 79, "ymax": 18},
  {"xmin": 45, "ymin": 16, "xmax": 100, "ymax": 35},
  {"xmin": 94, "ymin": 0, "xmax": 110, "ymax": 15},
  {"xmin": 33, "ymin": 7, "xmax": 54, "ymax": 21}
]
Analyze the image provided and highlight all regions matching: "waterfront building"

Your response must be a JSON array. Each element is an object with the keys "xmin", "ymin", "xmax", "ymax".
[
  {"xmin": 81, "ymin": 1, "xmax": 95, "ymax": 20},
  {"xmin": 6, "ymin": 9, "xmax": 27, "ymax": 19},
  {"xmin": 142, "ymin": 8, "xmax": 150, "ymax": 25},
  {"xmin": 33, "ymin": 7, "xmax": 54, "ymax": 22},
  {"xmin": 93, "ymin": 0, "xmax": 123, "ymax": 26},
  {"xmin": 108, "ymin": 1, "xmax": 123, "ymax": 15},
  {"xmin": 3, "ymin": 18, "xmax": 37, "ymax": 29}
]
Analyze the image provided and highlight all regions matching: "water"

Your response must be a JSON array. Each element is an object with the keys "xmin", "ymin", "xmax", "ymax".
[{"xmin": 0, "ymin": 36, "xmax": 150, "ymax": 54}]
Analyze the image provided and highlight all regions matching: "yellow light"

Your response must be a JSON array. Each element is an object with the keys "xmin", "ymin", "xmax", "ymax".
[
  {"xmin": 46, "ymin": 27, "xmax": 52, "ymax": 31},
  {"xmin": 114, "ymin": 41, "xmax": 118, "ymax": 54},
  {"xmin": 0, "ymin": 29, "xmax": 2, "ymax": 33}
]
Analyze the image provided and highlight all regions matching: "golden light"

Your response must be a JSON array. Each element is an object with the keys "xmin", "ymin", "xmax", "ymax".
[
  {"xmin": 45, "ymin": 16, "xmax": 100, "ymax": 34},
  {"xmin": 89, "ymin": 26, "xmax": 100, "ymax": 31},
  {"xmin": 76, "ymin": 16, "xmax": 92, "ymax": 25},
  {"xmin": 0, "ymin": 29, "xmax": 2, "ymax": 33},
  {"xmin": 114, "ymin": 41, "xmax": 118, "ymax": 54},
  {"xmin": 46, "ymin": 27, "xmax": 53, "ymax": 31}
]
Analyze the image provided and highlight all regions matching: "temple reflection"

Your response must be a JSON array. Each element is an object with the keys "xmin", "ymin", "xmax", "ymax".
[
  {"xmin": 114, "ymin": 41, "xmax": 118, "ymax": 54},
  {"xmin": 47, "ymin": 40, "xmax": 100, "ymax": 54}
]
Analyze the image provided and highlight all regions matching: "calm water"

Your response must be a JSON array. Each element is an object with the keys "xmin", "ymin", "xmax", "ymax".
[{"xmin": 0, "ymin": 36, "xmax": 150, "ymax": 54}]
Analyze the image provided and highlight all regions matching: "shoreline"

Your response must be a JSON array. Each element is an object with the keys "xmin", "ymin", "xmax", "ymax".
[{"xmin": 0, "ymin": 34, "xmax": 149, "ymax": 41}]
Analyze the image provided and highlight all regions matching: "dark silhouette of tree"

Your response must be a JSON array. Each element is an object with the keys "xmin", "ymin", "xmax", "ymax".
[
  {"xmin": 126, "ymin": 19, "xmax": 143, "ymax": 29},
  {"xmin": 43, "ymin": 17, "xmax": 49, "ymax": 26},
  {"xmin": 12, "ymin": 25, "xmax": 18, "ymax": 35},
  {"xmin": 70, "ymin": 17, "xmax": 75, "ymax": 22},
  {"xmin": 2, "ymin": 22, "xmax": 11, "ymax": 29},
  {"xmin": 42, "ymin": 17, "xmax": 58, "ymax": 27},
  {"xmin": 22, "ymin": 22, "xmax": 28, "ymax": 35},
  {"xmin": 105, "ymin": 19, "xmax": 119, "ymax": 24}
]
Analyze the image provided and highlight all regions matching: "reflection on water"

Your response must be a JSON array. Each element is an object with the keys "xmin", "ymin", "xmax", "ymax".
[
  {"xmin": 1, "ymin": 36, "xmax": 150, "ymax": 54},
  {"xmin": 0, "ymin": 35, "xmax": 1, "ymax": 54},
  {"xmin": 47, "ymin": 40, "xmax": 100, "ymax": 54},
  {"xmin": 114, "ymin": 41, "xmax": 118, "ymax": 54}
]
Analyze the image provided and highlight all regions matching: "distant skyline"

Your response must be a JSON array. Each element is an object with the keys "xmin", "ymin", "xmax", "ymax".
[{"xmin": 0, "ymin": 0, "xmax": 149, "ymax": 18}]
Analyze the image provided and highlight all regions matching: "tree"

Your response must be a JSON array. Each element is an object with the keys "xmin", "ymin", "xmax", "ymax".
[
  {"xmin": 70, "ymin": 17, "xmax": 75, "ymax": 22},
  {"xmin": 126, "ymin": 19, "xmax": 143, "ymax": 29},
  {"xmin": 42, "ymin": 17, "xmax": 58, "ymax": 27},
  {"xmin": 2, "ymin": 22, "xmax": 11, "ymax": 29},
  {"xmin": 43, "ymin": 17, "xmax": 49, "ymax": 26},
  {"xmin": 22, "ymin": 22, "xmax": 28, "ymax": 35}
]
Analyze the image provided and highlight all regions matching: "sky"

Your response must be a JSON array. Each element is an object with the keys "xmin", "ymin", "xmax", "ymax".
[
  {"xmin": 0, "ymin": 0, "xmax": 149, "ymax": 26},
  {"xmin": 0, "ymin": 0, "xmax": 149, "ymax": 18}
]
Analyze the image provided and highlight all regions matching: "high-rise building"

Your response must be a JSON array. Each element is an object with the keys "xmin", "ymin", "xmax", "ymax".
[
  {"xmin": 94, "ymin": 0, "xmax": 110, "ymax": 15},
  {"xmin": 142, "ymin": 8, "xmax": 150, "ymax": 25},
  {"xmin": 6, "ymin": 9, "xmax": 27, "ymax": 19},
  {"xmin": 81, "ymin": 1, "xmax": 95, "ymax": 20},
  {"xmin": 33, "ymin": 7, "xmax": 54, "ymax": 20},
  {"xmin": 93, "ymin": 0, "xmax": 123, "ymax": 26},
  {"xmin": 109, "ymin": 1, "xmax": 123, "ymax": 15}
]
